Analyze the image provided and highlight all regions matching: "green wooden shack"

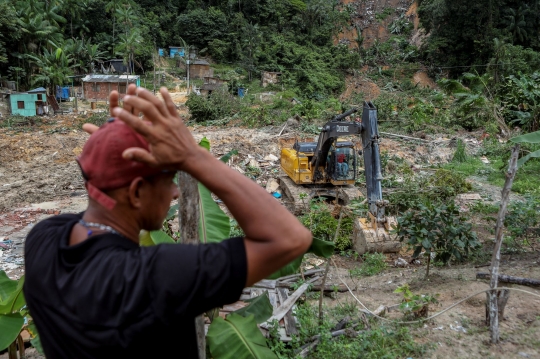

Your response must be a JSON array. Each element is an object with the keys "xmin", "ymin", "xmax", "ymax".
[{"xmin": 9, "ymin": 87, "xmax": 48, "ymax": 117}]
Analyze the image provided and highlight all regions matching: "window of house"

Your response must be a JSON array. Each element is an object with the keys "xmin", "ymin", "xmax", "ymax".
[
  {"xmin": 17, "ymin": 101, "xmax": 24, "ymax": 109},
  {"xmin": 37, "ymin": 94, "xmax": 42, "ymax": 100},
  {"xmin": 92, "ymin": 83, "xmax": 100, "ymax": 92},
  {"xmin": 118, "ymin": 83, "xmax": 126, "ymax": 94}
]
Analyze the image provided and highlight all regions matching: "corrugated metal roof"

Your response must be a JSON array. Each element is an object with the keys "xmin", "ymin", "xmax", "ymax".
[
  {"xmin": 191, "ymin": 60, "xmax": 210, "ymax": 66},
  {"xmin": 28, "ymin": 87, "xmax": 47, "ymax": 93},
  {"xmin": 201, "ymin": 83, "xmax": 226, "ymax": 91},
  {"xmin": 82, "ymin": 74, "xmax": 139, "ymax": 83}
]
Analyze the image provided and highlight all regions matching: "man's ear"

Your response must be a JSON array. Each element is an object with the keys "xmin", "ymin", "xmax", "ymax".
[{"xmin": 128, "ymin": 177, "xmax": 145, "ymax": 208}]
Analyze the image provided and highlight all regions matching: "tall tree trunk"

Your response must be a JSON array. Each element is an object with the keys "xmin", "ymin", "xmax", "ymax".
[{"xmin": 178, "ymin": 172, "xmax": 206, "ymax": 359}]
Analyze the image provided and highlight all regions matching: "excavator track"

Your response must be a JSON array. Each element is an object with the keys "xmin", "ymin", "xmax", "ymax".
[{"xmin": 278, "ymin": 175, "xmax": 362, "ymax": 214}]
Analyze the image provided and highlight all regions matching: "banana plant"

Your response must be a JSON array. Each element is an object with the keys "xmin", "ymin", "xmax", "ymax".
[
  {"xmin": 510, "ymin": 130, "xmax": 540, "ymax": 166},
  {"xmin": 0, "ymin": 271, "xmax": 42, "ymax": 357}
]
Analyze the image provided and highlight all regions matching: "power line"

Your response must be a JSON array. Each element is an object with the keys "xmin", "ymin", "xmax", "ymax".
[{"xmin": 207, "ymin": 59, "xmax": 532, "ymax": 72}]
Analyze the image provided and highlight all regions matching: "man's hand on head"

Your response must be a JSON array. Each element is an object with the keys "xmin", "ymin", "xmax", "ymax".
[
  {"xmin": 82, "ymin": 84, "xmax": 139, "ymax": 135},
  {"xmin": 111, "ymin": 87, "xmax": 201, "ymax": 171}
]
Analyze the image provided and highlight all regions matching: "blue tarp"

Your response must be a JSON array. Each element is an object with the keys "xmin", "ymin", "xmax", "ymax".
[
  {"xmin": 56, "ymin": 86, "xmax": 70, "ymax": 101},
  {"xmin": 238, "ymin": 87, "xmax": 245, "ymax": 98}
]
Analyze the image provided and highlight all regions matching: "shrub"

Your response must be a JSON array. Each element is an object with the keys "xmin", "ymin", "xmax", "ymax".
[
  {"xmin": 395, "ymin": 201, "xmax": 480, "ymax": 277},
  {"xmin": 504, "ymin": 196, "xmax": 540, "ymax": 250},
  {"xmin": 300, "ymin": 200, "xmax": 353, "ymax": 251},
  {"xmin": 185, "ymin": 88, "xmax": 240, "ymax": 122}
]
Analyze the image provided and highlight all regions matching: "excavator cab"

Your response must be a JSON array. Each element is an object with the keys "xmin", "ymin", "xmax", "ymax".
[{"xmin": 327, "ymin": 142, "xmax": 356, "ymax": 183}]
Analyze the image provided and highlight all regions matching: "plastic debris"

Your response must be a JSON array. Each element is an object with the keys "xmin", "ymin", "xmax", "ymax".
[
  {"xmin": 264, "ymin": 154, "xmax": 279, "ymax": 162},
  {"xmin": 394, "ymin": 258, "xmax": 408, "ymax": 267},
  {"xmin": 272, "ymin": 192, "xmax": 282, "ymax": 199}
]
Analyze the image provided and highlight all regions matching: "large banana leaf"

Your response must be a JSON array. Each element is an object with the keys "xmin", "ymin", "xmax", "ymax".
[
  {"xmin": 198, "ymin": 183, "xmax": 231, "ymax": 243},
  {"xmin": 195, "ymin": 139, "xmax": 234, "ymax": 243},
  {"xmin": 207, "ymin": 313, "xmax": 277, "ymax": 359},
  {"xmin": 166, "ymin": 204, "xmax": 179, "ymax": 221},
  {"xmin": 0, "ymin": 313, "xmax": 24, "ymax": 351},
  {"xmin": 266, "ymin": 255, "xmax": 304, "ymax": 279},
  {"xmin": 234, "ymin": 291, "xmax": 273, "ymax": 324},
  {"xmin": 510, "ymin": 130, "xmax": 540, "ymax": 144},
  {"xmin": 266, "ymin": 237, "xmax": 335, "ymax": 279},
  {"xmin": 309, "ymin": 238, "xmax": 334, "ymax": 258},
  {"xmin": 517, "ymin": 149, "xmax": 540, "ymax": 167},
  {"xmin": 510, "ymin": 130, "xmax": 540, "ymax": 166},
  {"xmin": 0, "ymin": 271, "xmax": 17, "ymax": 302},
  {"xmin": 0, "ymin": 275, "xmax": 25, "ymax": 315},
  {"xmin": 28, "ymin": 323, "xmax": 44, "ymax": 354},
  {"xmin": 139, "ymin": 230, "xmax": 175, "ymax": 246}
]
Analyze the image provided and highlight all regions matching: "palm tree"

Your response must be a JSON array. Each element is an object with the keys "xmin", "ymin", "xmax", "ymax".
[
  {"xmin": 105, "ymin": 0, "xmax": 120, "ymax": 56},
  {"xmin": 504, "ymin": 6, "xmax": 530, "ymax": 44},
  {"xmin": 27, "ymin": 44, "xmax": 74, "ymax": 94},
  {"xmin": 115, "ymin": 28, "xmax": 142, "ymax": 75},
  {"xmin": 85, "ymin": 42, "xmax": 107, "ymax": 73}
]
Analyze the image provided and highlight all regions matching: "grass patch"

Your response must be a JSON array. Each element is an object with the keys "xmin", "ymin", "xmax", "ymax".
[
  {"xmin": 349, "ymin": 253, "xmax": 387, "ymax": 277},
  {"xmin": 268, "ymin": 302, "xmax": 430, "ymax": 358},
  {"xmin": 487, "ymin": 158, "xmax": 540, "ymax": 196},
  {"xmin": 441, "ymin": 157, "xmax": 486, "ymax": 176}
]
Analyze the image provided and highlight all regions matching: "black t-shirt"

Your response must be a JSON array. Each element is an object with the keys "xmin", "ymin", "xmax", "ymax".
[{"xmin": 24, "ymin": 213, "xmax": 247, "ymax": 359}]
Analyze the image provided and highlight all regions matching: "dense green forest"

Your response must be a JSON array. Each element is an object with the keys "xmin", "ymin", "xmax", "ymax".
[{"xmin": 0, "ymin": 0, "xmax": 539, "ymax": 122}]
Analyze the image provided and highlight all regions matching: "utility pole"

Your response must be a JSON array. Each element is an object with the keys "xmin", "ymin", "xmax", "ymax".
[{"xmin": 186, "ymin": 59, "xmax": 190, "ymax": 95}]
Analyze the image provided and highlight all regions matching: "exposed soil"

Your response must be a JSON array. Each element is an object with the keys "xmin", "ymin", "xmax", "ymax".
[
  {"xmin": 322, "ymin": 252, "xmax": 540, "ymax": 359},
  {"xmin": 412, "ymin": 71, "xmax": 438, "ymax": 89},
  {"xmin": 337, "ymin": 0, "xmax": 414, "ymax": 48},
  {"xmin": 340, "ymin": 75, "xmax": 381, "ymax": 102}
]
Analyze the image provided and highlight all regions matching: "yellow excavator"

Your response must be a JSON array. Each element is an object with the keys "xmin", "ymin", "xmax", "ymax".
[{"xmin": 279, "ymin": 101, "xmax": 400, "ymax": 255}]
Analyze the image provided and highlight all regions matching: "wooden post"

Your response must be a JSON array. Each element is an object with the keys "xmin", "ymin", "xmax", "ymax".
[
  {"xmin": 488, "ymin": 145, "xmax": 519, "ymax": 344},
  {"xmin": 485, "ymin": 289, "xmax": 510, "ymax": 326},
  {"xmin": 178, "ymin": 171, "xmax": 206, "ymax": 359},
  {"xmin": 319, "ymin": 194, "xmax": 343, "ymax": 325}
]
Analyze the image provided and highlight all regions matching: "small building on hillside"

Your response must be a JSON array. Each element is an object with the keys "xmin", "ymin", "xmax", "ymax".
[
  {"xmin": 189, "ymin": 59, "xmax": 213, "ymax": 79},
  {"xmin": 261, "ymin": 71, "xmax": 281, "ymax": 88},
  {"xmin": 8, "ymin": 87, "xmax": 48, "ymax": 116},
  {"xmin": 203, "ymin": 77, "xmax": 227, "ymax": 85},
  {"xmin": 199, "ymin": 77, "xmax": 228, "ymax": 96},
  {"xmin": 102, "ymin": 59, "xmax": 134, "ymax": 74},
  {"xmin": 200, "ymin": 83, "xmax": 227, "ymax": 97},
  {"xmin": 82, "ymin": 74, "xmax": 140, "ymax": 101},
  {"xmin": 169, "ymin": 46, "xmax": 185, "ymax": 58}
]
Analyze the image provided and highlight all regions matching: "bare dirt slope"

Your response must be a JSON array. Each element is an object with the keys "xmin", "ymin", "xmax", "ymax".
[{"xmin": 336, "ymin": 0, "xmax": 418, "ymax": 48}]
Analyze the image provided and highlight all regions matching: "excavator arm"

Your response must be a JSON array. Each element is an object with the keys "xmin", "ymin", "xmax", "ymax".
[{"xmin": 360, "ymin": 101, "xmax": 387, "ymax": 225}]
